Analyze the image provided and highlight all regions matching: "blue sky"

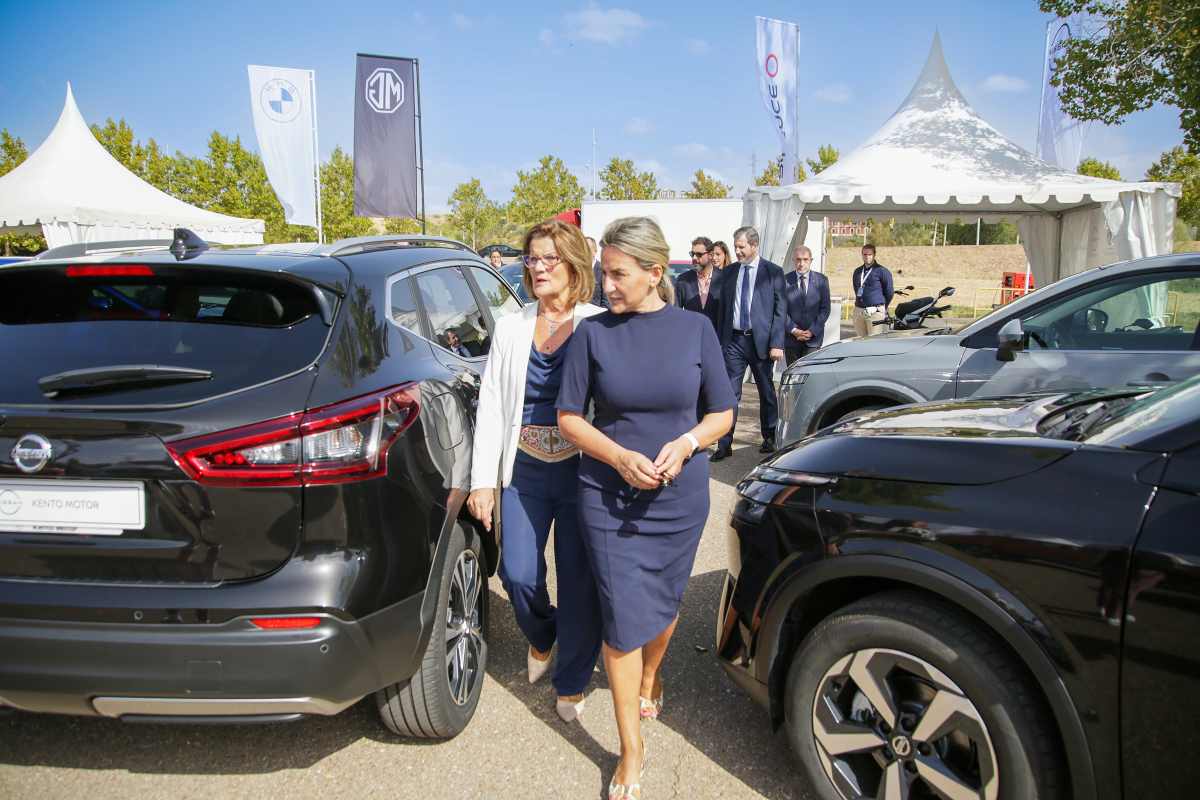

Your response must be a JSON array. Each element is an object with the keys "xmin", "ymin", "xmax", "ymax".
[{"xmin": 0, "ymin": 0, "xmax": 1185, "ymax": 213}]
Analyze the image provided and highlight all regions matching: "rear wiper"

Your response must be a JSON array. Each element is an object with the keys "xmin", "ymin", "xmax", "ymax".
[{"xmin": 39, "ymin": 365, "xmax": 213, "ymax": 398}]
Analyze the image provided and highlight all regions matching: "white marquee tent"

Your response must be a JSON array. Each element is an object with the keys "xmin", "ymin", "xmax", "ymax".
[
  {"xmin": 743, "ymin": 34, "xmax": 1180, "ymax": 291},
  {"xmin": 0, "ymin": 84, "xmax": 264, "ymax": 249}
]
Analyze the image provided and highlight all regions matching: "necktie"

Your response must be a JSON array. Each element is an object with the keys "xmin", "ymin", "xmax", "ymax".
[
  {"xmin": 800, "ymin": 274, "xmax": 807, "ymax": 297},
  {"xmin": 739, "ymin": 265, "xmax": 751, "ymax": 330}
]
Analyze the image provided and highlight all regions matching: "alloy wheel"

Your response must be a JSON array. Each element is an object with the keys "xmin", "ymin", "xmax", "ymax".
[
  {"xmin": 811, "ymin": 647, "xmax": 999, "ymax": 800},
  {"xmin": 444, "ymin": 550, "xmax": 484, "ymax": 706}
]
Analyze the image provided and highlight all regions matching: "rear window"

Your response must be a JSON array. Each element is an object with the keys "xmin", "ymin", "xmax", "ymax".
[{"xmin": 0, "ymin": 267, "xmax": 331, "ymax": 405}]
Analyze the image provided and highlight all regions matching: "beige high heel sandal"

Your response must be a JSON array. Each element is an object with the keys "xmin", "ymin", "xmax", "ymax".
[{"xmin": 607, "ymin": 738, "xmax": 646, "ymax": 800}]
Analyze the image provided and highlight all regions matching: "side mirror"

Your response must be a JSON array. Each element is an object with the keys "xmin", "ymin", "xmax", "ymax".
[
  {"xmin": 996, "ymin": 318, "xmax": 1024, "ymax": 362},
  {"xmin": 940, "ymin": 286, "xmax": 956, "ymax": 298}
]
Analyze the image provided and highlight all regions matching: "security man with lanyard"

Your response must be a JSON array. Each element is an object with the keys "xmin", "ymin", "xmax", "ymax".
[{"xmin": 851, "ymin": 243, "xmax": 894, "ymax": 337}]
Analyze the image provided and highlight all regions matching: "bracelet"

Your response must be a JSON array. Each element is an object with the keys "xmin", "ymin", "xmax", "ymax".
[{"xmin": 682, "ymin": 432, "xmax": 700, "ymax": 454}]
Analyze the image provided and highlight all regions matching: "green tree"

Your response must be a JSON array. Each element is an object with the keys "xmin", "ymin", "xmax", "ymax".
[
  {"xmin": 1040, "ymin": 0, "xmax": 1200, "ymax": 152},
  {"xmin": 683, "ymin": 169, "xmax": 731, "ymax": 199},
  {"xmin": 447, "ymin": 178, "xmax": 500, "ymax": 248},
  {"xmin": 754, "ymin": 159, "xmax": 806, "ymax": 186},
  {"xmin": 1077, "ymin": 157, "xmax": 1123, "ymax": 180},
  {"xmin": 0, "ymin": 130, "xmax": 45, "ymax": 255},
  {"xmin": 1146, "ymin": 146, "xmax": 1200, "ymax": 233},
  {"xmin": 806, "ymin": 144, "xmax": 839, "ymax": 175},
  {"xmin": 320, "ymin": 147, "xmax": 373, "ymax": 242},
  {"xmin": 89, "ymin": 118, "xmax": 186, "ymax": 195},
  {"xmin": 599, "ymin": 157, "xmax": 659, "ymax": 200},
  {"xmin": 508, "ymin": 155, "xmax": 583, "ymax": 227},
  {"xmin": 383, "ymin": 217, "xmax": 423, "ymax": 234}
]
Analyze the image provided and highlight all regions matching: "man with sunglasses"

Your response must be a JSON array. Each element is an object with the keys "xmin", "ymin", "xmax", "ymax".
[{"xmin": 674, "ymin": 236, "xmax": 721, "ymax": 328}]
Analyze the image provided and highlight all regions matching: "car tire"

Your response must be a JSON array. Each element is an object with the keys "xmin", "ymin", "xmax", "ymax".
[
  {"xmin": 376, "ymin": 523, "xmax": 487, "ymax": 739},
  {"xmin": 833, "ymin": 404, "xmax": 889, "ymax": 424},
  {"xmin": 784, "ymin": 591, "xmax": 1064, "ymax": 800}
]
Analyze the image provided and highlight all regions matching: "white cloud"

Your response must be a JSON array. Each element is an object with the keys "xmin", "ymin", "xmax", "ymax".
[
  {"xmin": 673, "ymin": 142, "xmax": 711, "ymax": 158},
  {"xmin": 814, "ymin": 83, "xmax": 853, "ymax": 104},
  {"xmin": 624, "ymin": 116, "xmax": 654, "ymax": 135},
  {"xmin": 634, "ymin": 158, "xmax": 666, "ymax": 176},
  {"xmin": 686, "ymin": 38, "xmax": 710, "ymax": 55},
  {"xmin": 566, "ymin": 5, "xmax": 650, "ymax": 45},
  {"xmin": 981, "ymin": 74, "xmax": 1028, "ymax": 93},
  {"xmin": 538, "ymin": 28, "xmax": 554, "ymax": 46},
  {"xmin": 452, "ymin": 13, "xmax": 471, "ymax": 29}
]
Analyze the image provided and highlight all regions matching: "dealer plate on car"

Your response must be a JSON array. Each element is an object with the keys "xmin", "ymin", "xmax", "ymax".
[{"xmin": 0, "ymin": 479, "xmax": 145, "ymax": 535}]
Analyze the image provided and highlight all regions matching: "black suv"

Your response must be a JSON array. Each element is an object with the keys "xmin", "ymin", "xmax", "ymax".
[
  {"xmin": 719, "ymin": 377, "xmax": 1200, "ymax": 799},
  {"xmin": 0, "ymin": 231, "xmax": 520, "ymax": 737}
]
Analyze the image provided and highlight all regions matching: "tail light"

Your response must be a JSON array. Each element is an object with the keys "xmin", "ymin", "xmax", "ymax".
[
  {"xmin": 65, "ymin": 264, "xmax": 154, "ymax": 277},
  {"xmin": 166, "ymin": 384, "xmax": 419, "ymax": 487}
]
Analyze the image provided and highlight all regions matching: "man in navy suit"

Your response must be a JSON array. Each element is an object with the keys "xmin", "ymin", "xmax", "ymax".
[
  {"xmin": 674, "ymin": 236, "xmax": 721, "ymax": 328},
  {"xmin": 783, "ymin": 245, "xmax": 831, "ymax": 364},
  {"xmin": 713, "ymin": 226, "xmax": 787, "ymax": 459}
]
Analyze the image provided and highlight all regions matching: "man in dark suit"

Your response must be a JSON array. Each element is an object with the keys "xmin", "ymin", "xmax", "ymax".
[
  {"xmin": 674, "ymin": 236, "xmax": 721, "ymax": 328},
  {"xmin": 783, "ymin": 245, "xmax": 831, "ymax": 364},
  {"xmin": 713, "ymin": 226, "xmax": 787, "ymax": 459},
  {"xmin": 586, "ymin": 236, "xmax": 609, "ymax": 309}
]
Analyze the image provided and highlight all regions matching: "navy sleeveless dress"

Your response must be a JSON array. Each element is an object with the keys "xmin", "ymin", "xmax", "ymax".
[{"xmin": 556, "ymin": 304, "xmax": 735, "ymax": 651}]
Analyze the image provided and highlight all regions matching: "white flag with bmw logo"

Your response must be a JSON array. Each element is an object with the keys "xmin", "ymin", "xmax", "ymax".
[{"xmin": 247, "ymin": 65, "xmax": 318, "ymax": 228}]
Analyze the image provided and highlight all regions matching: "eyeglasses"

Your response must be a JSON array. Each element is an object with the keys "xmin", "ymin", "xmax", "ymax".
[
  {"xmin": 690, "ymin": 251, "xmax": 709, "ymax": 260},
  {"xmin": 522, "ymin": 254, "xmax": 562, "ymax": 268}
]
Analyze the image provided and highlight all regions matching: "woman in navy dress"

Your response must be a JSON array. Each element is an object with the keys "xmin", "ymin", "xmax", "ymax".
[{"xmin": 558, "ymin": 217, "xmax": 735, "ymax": 800}]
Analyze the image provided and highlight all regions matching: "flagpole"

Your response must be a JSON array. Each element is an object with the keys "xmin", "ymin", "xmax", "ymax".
[
  {"xmin": 310, "ymin": 69, "xmax": 324, "ymax": 244},
  {"xmin": 415, "ymin": 58, "xmax": 426, "ymax": 235}
]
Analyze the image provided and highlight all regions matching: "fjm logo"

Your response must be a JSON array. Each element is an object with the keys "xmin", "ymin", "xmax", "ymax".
[
  {"xmin": 260, "ymin": 78, "xmax": 302, "ymax": 123},
  {"xmin": 365, "ymin": 67, "xmax": 405, "ymax": 114}
]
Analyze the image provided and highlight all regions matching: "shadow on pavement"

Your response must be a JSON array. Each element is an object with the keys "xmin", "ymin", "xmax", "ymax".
[{"xmin": 484, "ymin": 572, "xmax": 799, "ymax": 800}]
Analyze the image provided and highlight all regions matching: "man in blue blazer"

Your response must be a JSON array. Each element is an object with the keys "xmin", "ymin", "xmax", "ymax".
[
  {"xmin": 674, "ymin": 236, "xmax": 721, "ymax": 328},
  {"xmin": 783, "ymin": 245, "xmax": 831, "ymax": 364},
  {"xmin": 714, "ymin": 226, "xmax": 787, "ymax": 459}
]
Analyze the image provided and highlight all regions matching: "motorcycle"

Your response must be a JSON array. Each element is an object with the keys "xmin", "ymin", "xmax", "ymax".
[{"xmin": 873, "ymin": 285, "xmax": 956, "ymax": 331}]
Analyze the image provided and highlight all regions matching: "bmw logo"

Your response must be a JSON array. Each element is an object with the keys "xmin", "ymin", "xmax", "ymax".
[{"xmin": 11, "ymin": 433, "xmax": 53, "ymax": 474}]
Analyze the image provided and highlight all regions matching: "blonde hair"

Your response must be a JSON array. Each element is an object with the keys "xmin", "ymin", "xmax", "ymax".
[
  {"xmin": 599, "ymin": 216, "xmax": 675, "ymax": 305},
  {"xmin": 521, "ymin": 220, "xmax": 595, "ymax": 306}
]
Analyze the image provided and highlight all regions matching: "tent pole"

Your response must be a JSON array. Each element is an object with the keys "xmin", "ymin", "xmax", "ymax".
[{"xmin": 310, "ymin": 69, "xmax": 324, "ymax": 244}]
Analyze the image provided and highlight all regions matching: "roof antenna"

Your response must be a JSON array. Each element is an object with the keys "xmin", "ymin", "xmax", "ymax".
[{"xmin": 170, "ymin": 227, "xmax": 210, "ymax": 260}]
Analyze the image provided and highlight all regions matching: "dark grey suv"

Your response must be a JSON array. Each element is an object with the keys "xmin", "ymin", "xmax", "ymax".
[
  {"xmin": 778, "ymin": 253, "xmax": 1200, "ymax": 446},
  {"xmin": 0, "ymin": 231, "xmax": 520, "ymax": 737}
]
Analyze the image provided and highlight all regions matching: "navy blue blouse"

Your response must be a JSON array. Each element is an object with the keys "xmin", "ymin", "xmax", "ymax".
[
  {"xmin": 522, "ymin": 343, "xmax": 567, "ymax": 426},
  {"xmin": 556, "ymin": 304, "xmax": 735, "ymax": 497}
]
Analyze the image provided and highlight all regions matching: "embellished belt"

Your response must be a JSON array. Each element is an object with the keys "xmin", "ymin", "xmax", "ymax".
[{"xmin": 517, "ymin": 425, "xmax": 579, "ymax": 462}]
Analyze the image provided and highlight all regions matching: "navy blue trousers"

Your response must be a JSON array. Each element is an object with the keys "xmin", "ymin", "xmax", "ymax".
[
  {"xmin": 720, "ymin": 333, "xmax": 778, "ymax": 449},
  {"xmin": 499, "ymin": 452, "xmax": 602, "ymax": 695}
]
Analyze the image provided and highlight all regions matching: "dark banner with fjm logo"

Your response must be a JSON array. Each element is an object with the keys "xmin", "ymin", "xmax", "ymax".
[{"xmin": 353, "ymin": 54, "xmax": 419, "ymax": 219}]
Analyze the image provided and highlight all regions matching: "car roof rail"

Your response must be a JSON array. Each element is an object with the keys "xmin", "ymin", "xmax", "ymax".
[
  {"xmin": 34, "ymin": 227, "xmax": 211, "ymax": 261},
  {"xmin": 322, "ymin": 234, "xmax": 477, "ymax": 258}
]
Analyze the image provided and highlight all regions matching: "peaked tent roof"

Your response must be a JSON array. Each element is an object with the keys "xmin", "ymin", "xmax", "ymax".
[
  {"xmin": 746, "ymin": 33, "xmax": 1179, "ymax": 218},
  {"xmin": 0, "ymin": 84, "xmax": 263, "ymax": 243}
]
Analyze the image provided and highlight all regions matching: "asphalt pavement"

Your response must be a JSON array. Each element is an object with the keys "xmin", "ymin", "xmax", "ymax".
[{"xmin": 0, "ymin": 392, "xmax": 817, "ymax": 800}]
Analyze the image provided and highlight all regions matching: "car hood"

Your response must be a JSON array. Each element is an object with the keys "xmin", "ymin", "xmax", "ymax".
[
  {"xmin": 808, "ymin": 331, "xmax": 940, "ymax": 360},
  {"xmin": 765, "ymin": 392, "xmax": 1091, "ymax": 485}
]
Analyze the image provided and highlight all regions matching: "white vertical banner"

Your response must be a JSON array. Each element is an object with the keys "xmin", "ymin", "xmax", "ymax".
[
  {"xmin": 247, "ymin": 65, "xmax": 318, "ymax": 228},
  {"xmin": 755, "ymin": 16, "xmax": 800, "ymax": 185},
  {"xmin": 1037, "ymin": 18, "xmax": 1090, "ymax": 170}
]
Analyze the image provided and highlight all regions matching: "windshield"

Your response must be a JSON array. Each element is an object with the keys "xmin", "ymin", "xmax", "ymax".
[{"xmin": 1085, "ymin": 375, "xmax": 1200, "ymax": 447}]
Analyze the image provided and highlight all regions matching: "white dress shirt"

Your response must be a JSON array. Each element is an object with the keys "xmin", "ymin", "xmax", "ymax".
[{"xmin": 732, "ymin": 255, "xmax": 761, "ymax": 328}]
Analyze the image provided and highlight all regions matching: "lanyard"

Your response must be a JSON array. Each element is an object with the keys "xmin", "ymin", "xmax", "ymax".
[{"xmin": 857, "ymin": 266, "xmax": 873, "ymax": 297}]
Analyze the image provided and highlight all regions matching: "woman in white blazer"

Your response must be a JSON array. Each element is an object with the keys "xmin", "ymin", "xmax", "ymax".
[{"xmin": 467, "ymin": 219, "xmax": 605, "ymax": 721}]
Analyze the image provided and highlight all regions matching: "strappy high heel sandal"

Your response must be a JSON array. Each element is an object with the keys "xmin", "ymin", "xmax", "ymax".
[
  {"xmin": 638, "ymin": 684, "xmax": 664, "ymax": 721},
  {"xmin": 608, "ymin": 738, "xmax": 646, "ymax": 800}
]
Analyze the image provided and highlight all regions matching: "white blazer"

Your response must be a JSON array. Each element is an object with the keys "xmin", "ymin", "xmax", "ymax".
[{"xmin": 469, "ymin": 301, "xmax": 605, "ymax": 490}]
